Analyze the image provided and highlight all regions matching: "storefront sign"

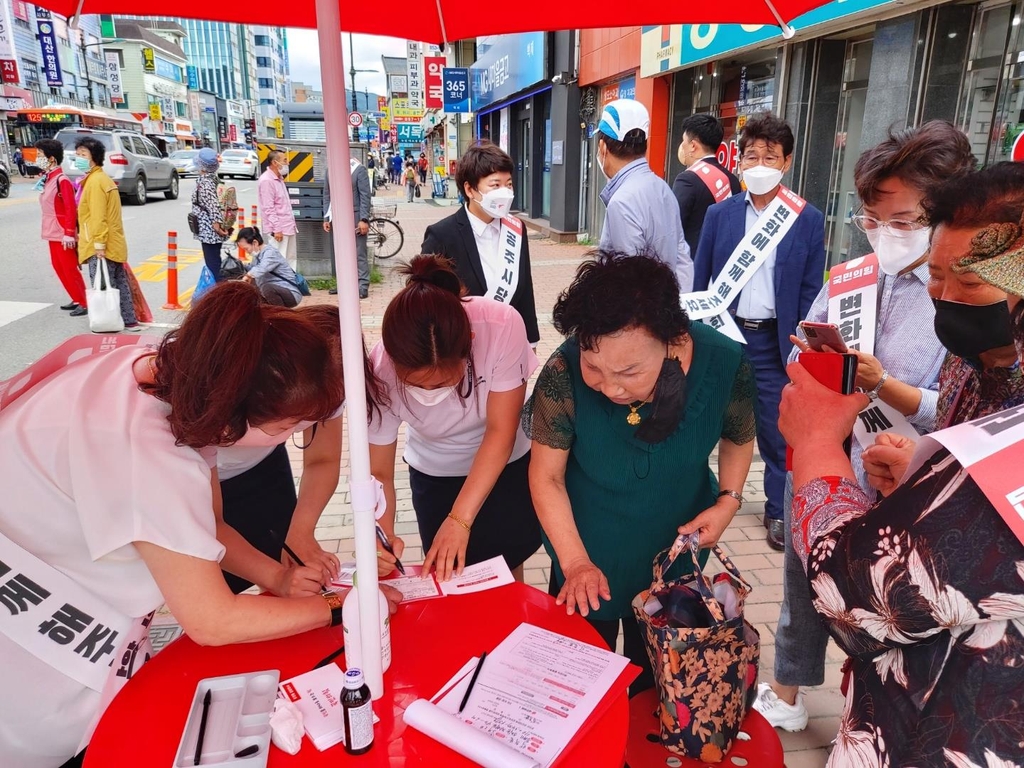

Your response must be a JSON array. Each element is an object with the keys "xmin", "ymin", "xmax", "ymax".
[
  {"xmin": 396, "ymin": 123, "xmax": 422, "ymax": 143},
  {"xmin": 186, "ymin": 65, "xmax": 198, "ymax": 90},
  {"xmin": 407, "ymin": 40, "xmax": 423, "ymax": 109},
  {"xmin": 424, "ymin": 56, "xmax": 445, "ymax": 110},
  {"xmin": 471, "ymin": 33, "xmax": 546, "ymax": 111},
  {"xmin": 378, "ymin": 96, "xmax": 387, "ymax": 111},
  {"xmin": 392, "ymin": 107, "xmax": 423, "ymax": 120},
  {"xmin": 443, "ymin": 67, "xmax": 470, "ymax": 113},
  {"xmin": 640, "ymin": 0, "xmax": 899, "ymax": 76},
  {"xmin": 148, "ymin": 102, "xmax": 162, "ymax": 121},
  {"xmin": 11, "ymin": 1, "xmax": 28, "ymax": 21},
  {"xmin": 499, "ymin": 107, "xmax": 509, "ymax": 153},
  {"xmin": 142, "ymin": 47, "xmax": 155, "ymax": 73},
  {"xmin": 155, "ymin": 56, "xmax": 181, "ymax": 83},
  {"xmin": 35, "ymin": 10, "xmax": 63, "ymax": 87},
  {"xmin": 0, "ymin": 0, "xmax": 18, "ymax": 85},
  {"xmin": 600, "ymin": 76, "xmax": 636, "ymax": 104},
  {"xmin": 390, "ymin": 75, "xmax": 408, "ymax": 97},
  {"xmin": 105, "ymin": 51, "xmax": 123, "ymax": 104}
]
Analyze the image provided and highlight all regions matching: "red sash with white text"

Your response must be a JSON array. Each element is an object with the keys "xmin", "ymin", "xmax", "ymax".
[{"xmin": 689, "ymin": 160, "xmax": 733, "ymax": 204}]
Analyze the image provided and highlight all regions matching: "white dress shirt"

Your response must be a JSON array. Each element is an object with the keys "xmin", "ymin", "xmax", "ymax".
[
  {"xmin": 736, "ymin": 192, "xmax": 778, "ymax": 320},
  {"xmin": 466, "ymin": 205, "xmax": 502, "ymax": 295}
]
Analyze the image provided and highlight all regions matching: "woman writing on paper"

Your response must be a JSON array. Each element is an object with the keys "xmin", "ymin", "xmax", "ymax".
[
  {"xmin": 0, "ymin": 281, "xmax": 399, "ymax": 768},
  {"xmin": 216, "ymin": 303, "xmax": 385, "ymax": 593},
  {"xmin": 522, "ymin": 252, "xmax": 756, "ymax": 693},
  {"xmin": 369, "ymin": 255, "xmax": 542, "ymax": 582}
]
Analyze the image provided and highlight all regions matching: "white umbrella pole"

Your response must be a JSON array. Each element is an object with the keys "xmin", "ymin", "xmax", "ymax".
[{"xmin": 315, "ymin": 0, "xmax": 383, "ymax": 699}]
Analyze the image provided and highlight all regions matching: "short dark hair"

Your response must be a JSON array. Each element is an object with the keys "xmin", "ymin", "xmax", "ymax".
[
  {"xmin": 680, "ymin": 115, "xmax": 724, "ymax": 153},
  {"xmin": 35, "ymin": 138, "xmax": 64, "ymax": 164},
  {"xmin": 267, "ymin": 149, "xmax": 286, "ymax": 165},
  {"xmin": 924, "ymin": 162, "xmax": 1024, "ymax": 230},
  {"xmin": 598, "ymin": 131, "xmax": 647, "ymax": 161},
  {"xmin": 552, "ymin": 251, "xmax": 691, "ymax": 351},
  {"xmin": 456, "ymin": 141, "xmax": 514, "ymax": 195},
  {"xmin": 738, "ymin": 112, "xmax": 794, "ymax": 158},
  {"xmin": 854, "ymin": 121, "xmax": 976, "ymax": 207},
  {"xmin": 75, "ymin": 136, "xmax": 106, "ymax": 166}
]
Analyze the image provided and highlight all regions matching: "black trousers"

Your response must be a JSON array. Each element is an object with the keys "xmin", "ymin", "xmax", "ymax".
[
  {"xmin": 548, "ymin": 570, "xmax": 655, "ymax": 697},
  {"xmin": 219, "ymin": 443, "xmax": 298, "ymax": 593},
  {"xmin": 201, "ymin": 241, "xmax": 223, "ymax": 281}
]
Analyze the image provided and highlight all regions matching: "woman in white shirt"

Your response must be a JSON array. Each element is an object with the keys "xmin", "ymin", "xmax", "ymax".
[
  {"xmin": 0, "ymin": 281, "xmax": 398, "ymax": 768},
  {"xmin": 369, "ymin": 255, "xmax": 541, "ymax": 581},
  {"xmin": 217, "ymin": 304, "xmax": 385, "ymax": 591}
]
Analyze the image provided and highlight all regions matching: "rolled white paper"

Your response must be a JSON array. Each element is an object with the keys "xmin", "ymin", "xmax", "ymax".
[{"xmin": 404, "ymin": 699, "xmax": 541, "ymax": 768}]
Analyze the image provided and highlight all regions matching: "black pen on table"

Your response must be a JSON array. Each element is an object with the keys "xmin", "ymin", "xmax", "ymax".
[
  {"xmin": 375, "ymin": 523, "xmax": 406, "ymax": 576},
  {"xmin": 457, "ymin": 652, "xmax": 487, "ymax": 716},
  {"xmin": 271, "ymin": 528, "xmax": 329, "ymax": 593},
  {"xmin": 194, "ymin": 688, "xmax": 211, "ymax": 766}
]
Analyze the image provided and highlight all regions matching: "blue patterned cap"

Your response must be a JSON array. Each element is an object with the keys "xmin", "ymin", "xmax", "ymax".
[{"xmin": 598, "ymin": 99, "xmax": 650, "ymax": 142}]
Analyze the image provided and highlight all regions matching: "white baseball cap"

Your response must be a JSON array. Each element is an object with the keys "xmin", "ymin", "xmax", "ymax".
[{"xmin": 598, "ymin": 99, "xmax": 650, "ymax": 142}]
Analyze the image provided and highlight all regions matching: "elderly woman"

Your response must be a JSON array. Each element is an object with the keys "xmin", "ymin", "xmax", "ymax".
[
  {"xmin": 74, "ymin": 136, "xmax": 138, "ymax": 330},
  {"xmin": 192, "ymin": 147, "xmax": 228, "ymax": 281},
  {"xmin": 779, "ymin": 163, "xmax": 1024, "ymax": 766},
  {"xmin": 523, "ymin": 252, "xmax": 756, "ymax": 693}
]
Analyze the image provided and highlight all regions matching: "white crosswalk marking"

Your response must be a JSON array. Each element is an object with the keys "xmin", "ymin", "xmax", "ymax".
[{"xmin": 0, "ymin": 301, "xmax": 51, "ymax": 330}]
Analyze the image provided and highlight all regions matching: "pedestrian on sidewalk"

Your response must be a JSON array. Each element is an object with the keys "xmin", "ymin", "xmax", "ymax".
[
  {"xmin": 521, "ymin": 252, "xmax": 756, "ymax": 695},
  {"xmin": 752, "ymin": 121, "xmax": 973, "ymax": 733},
  {"xmin": 418, "ymin": 152, "xmax": 428, "ymax": 184},
  {"xmin": 13, "ymin": 146, "xmax": 26, "ymax": 176},
  {"xmin": 421, "ymin": 140, "xmax": 540, "ymax": 345},
  {"xmin": 368, "ymin": 255, "xmax": 542, "ymax": 583},
  {"xmin": 391, "ymin": 152, "xmax": 403, "ymax": 185},
  {"xmin": 74, "ymin": 136, "xmax": 139, "ymax": 331},
  {"xmin": 34, "ymin": 139, "xmax": 88, "ymax": 316},
  {"xmin": 192, "ymin": 148, "xmax": 229, "ymax": 281},
  {"xmin": 404, "ymin": 161, "xmax": 417, "ymax": 202},
  {"xmin": 596, "ymin": 98, "xmax": 693, "ymax": 291},
  {"xmin": 693, "ymin": 112, "xmax": 826, "ymax": 550},
  {"xmin": 323, "ymin": 156, "xmax": 372, "ymax": 299},
  {"xmin": 258, "ymin": 149, "xmax": 298, "ymax": 271}
]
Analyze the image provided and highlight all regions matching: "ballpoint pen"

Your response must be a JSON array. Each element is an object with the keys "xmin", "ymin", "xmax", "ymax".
[{"xmin": 375, "ymin": 524, "xmax": 406, "ymax": 576}]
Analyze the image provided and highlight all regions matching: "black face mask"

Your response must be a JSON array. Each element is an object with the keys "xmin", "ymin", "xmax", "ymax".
[{"xmin": 932, "ymin": 298, "xmax": 1015, "ymax": 362}]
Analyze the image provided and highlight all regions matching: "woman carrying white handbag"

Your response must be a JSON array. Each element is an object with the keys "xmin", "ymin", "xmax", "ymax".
[{"xmin": 74, "ymin": 136, "xmax": 140, "ymax": 333}]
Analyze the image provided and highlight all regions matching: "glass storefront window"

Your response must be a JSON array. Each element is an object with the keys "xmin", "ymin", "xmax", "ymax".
[{"xmin": 959, "ymin": 4, "xmax": 1017, "ymax": 163}]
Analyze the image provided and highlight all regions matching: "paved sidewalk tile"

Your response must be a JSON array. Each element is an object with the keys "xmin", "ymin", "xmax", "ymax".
[{"xmin": 162, "ymin": 196, "xmax": 834, "ymax": 767}]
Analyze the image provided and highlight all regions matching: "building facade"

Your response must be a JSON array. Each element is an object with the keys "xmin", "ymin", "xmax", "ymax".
[{"xmin": 252, "ymin": 26, "xmax": 289, "ymax": 124}]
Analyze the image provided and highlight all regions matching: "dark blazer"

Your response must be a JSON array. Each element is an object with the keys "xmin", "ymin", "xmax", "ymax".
[
  {"xmin": 421, "ymin": 206, "xmax": 540, "ymax": 344},
  {"xmin": 323, "ymin": 165, "xmax": 371, "ymax": 222},
  {"xmin": 693, "ymin": 193, "xmax": 826, "ymax": 360},
  {"xmin": 671, "ymin": 157, "xmax": 742, "ymax": 255}
]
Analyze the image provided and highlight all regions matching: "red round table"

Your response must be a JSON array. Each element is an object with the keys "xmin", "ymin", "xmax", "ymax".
[{"xmin": 85, "ymin": 582, "xmax": 631, "ymax": 766}]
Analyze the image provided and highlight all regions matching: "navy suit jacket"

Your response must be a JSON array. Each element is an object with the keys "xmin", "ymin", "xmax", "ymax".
[{"xmin": 693, "ymin": 193, "xmax": 826, "ymax": 360}]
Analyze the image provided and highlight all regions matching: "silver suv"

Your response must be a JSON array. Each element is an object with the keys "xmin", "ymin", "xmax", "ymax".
[{"xmin": 55, "ymin": 127, "xmax": 179, "ymax": 206}]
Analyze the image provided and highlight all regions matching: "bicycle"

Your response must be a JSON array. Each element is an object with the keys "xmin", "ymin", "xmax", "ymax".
[{"xmin": 367, "ymin": 204, "xmax": 404, "ymax": 260}]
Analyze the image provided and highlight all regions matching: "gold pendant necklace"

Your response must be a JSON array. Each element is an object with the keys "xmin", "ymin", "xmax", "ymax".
[{"xmin": 626, "ymin": 397, "xmax": 651, "ymax": 426}]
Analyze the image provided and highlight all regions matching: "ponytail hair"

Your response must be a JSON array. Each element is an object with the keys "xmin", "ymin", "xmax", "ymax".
[
  {"xmin": 237, "ymin": 226, "xmax": 264, "ymax": 245},
  {"xmin": 147, "ymin": 281, "xmax": 345, "ymax": 448},
  {"xmin": 382, "ymin": 255, "xmax": 472, "ymax": 379}
]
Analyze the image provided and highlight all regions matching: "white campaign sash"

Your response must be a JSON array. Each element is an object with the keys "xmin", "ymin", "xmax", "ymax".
[
  {"xmin": 487, "ymin": 215, "xmax": 523, "ymax": 305},
  {"xmin": 826, "ymin": 255, "xmax": 921, "ymax": 449},
  {"xmin": 680, "ymin": 186, "xmax": 807, "ymax": 344},
  {"xmin": 904, "ymin": 403, "xmax": 1024, "ymax": 546}
]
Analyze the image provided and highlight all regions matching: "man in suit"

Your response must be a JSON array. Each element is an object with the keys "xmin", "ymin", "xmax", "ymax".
[
  {"xmin": 420, "ymin": 141, "xmax": 540, "ymax": 345},
  {"xmin": 672, "ymin": 114, "xmax": 742, "ymax": 255},
  {"xmin": 324, "ymin": 155, "xmax": 372, "ymax": 298},
  {"xmin": 693, "ymin": 113, "xmax": 825, "ymax": 550}
]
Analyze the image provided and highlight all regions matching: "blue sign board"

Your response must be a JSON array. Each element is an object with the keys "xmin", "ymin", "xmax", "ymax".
[
  {"xmin": 443, "ymin": 67, "xmax": 470, "ymax": 113},
  {"xmin": 470, "ymin": 33, "xmax": 545, "ymax": 111},
  {"xmin": 155, "ymin": 56, "xmax": 182, "ymax": 82},
  {"xmin": 186, "ymin": 65, "xmax": 199, "ymax": 90},
  {"xmin": 35, "ymin": 9, "xmax": 63, "ymax": 87},
  {"xmin": 396, "ymin": 124, "xmax": 423, "ymax": 143}
]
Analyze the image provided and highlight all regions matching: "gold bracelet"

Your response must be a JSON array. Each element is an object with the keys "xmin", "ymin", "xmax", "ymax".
[{"xmin": 447, "ymin": 512, "xmax": 472, "ymax": 532}]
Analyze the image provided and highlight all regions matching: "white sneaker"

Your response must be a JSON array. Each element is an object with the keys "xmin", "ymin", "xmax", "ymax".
[{"xmin": 752, "ymin": 682, "xmax": 809, "ymax": 732}]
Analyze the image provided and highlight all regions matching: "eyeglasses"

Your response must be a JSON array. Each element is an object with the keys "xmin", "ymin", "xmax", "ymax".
[{"xmin": 851, "ymin": 214, "xmax": 927, "ymax": 238}]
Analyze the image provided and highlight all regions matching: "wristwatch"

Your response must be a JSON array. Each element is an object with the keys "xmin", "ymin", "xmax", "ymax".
[
  {"xmin": 863, "ymin": 370, "xmax": 889, "ymax": 402},
  {"xmin": 321, "ymin": 591, "xmax": 344, "ymax": 627},
  {"xmin": 718, "ymin": 490, "xmax": 745, "ymax": 505}
]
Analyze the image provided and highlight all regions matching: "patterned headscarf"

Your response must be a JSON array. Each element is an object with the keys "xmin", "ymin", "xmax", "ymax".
[{"xmin": 953, "ymin": 213, "xmax": 1024, "ymax": 297}]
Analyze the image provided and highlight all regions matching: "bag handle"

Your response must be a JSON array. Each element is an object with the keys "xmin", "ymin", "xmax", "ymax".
[
  {"xmin": 92, "ymin": 256, "xmax": 113, "ymax": 292},
  {"xmin": 649, "ymin": 533, "xmax": 752, "ymax": 625}
]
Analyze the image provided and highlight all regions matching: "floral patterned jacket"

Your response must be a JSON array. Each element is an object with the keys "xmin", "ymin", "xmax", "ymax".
[{"xmin": 793, "ymin": 453, "xmax": 1024, "ymax": 768}]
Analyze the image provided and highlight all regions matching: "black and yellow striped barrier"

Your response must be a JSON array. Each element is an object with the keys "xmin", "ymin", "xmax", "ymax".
[{"xmin": 256, "ymin": 143, "xmax": 315, "ymax": 182}]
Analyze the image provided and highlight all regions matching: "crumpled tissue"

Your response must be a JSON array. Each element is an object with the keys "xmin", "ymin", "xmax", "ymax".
[{"xmin": 270, "ymin": 697, "xmax": 304, "ymax": 755}]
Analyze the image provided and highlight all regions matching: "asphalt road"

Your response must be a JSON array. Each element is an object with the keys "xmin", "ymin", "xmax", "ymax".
[{"xmin": 0, "ymin": 174, "xmax": 262, "ymax": 379}]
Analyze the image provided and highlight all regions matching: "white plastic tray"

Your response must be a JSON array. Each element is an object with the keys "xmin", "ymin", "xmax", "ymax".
[{"xmin": 173, "ymin": 670, "xmax": 279, "ymax": 767}]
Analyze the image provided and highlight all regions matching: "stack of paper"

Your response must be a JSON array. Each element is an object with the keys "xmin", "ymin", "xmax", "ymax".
[
  {"xmin": 330, "ymin": 555, "xmax": 516, "ymax": 602},
  {"xmin": 405, "ymin": 623, "xmax": 635, "ymax": 767},
  {"xmin": 277, "ymin": 665, "xmax": 378, "ymax": 751}
]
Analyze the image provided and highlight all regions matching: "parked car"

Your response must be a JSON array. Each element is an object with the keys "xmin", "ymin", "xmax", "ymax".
[
  {"xmin": 169, "ymin": 149, "xmax": 200, "ymax": 177},
  {"xmin": 0, "ymin": 157, "xmax": 9, "ymax": 199},
  {"xmin": 219, "ymin": 149, "xmax": 260, "ymax": 180},
  {"xmin": 54, "ymin": 128, "xmax": 180, "ymax": 206}
]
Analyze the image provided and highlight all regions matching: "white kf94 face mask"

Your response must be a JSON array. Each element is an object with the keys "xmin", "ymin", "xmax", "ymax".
[
  {"xmin": 866, "ymin": 226, "xmax": 931, "ymax": 276},
  {"xmin": 477, "ymin": 187, "xmax": 514, "ymax": 219},
  {"xmin": 742, "ymin": 165, "xmax": 784, "ymax": 196},
  {"xmin": 406, "ymin": 385, "xmax": 456, "ymax": 407}
]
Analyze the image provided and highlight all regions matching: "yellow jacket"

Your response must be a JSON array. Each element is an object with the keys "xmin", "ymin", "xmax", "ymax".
[{"xmin": 77, "ymin": 167, "xmax": 128, "ymax": 264}]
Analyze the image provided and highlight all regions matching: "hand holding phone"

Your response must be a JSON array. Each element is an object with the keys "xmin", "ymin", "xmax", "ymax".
[{"xmin": 798, "ymin": 321, "xmax": 849, "ymax": 353}]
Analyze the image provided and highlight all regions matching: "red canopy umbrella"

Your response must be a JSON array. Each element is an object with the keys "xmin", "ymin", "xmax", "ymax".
[{"xmin": 36, "ymin": 0, "xmax": 830, "ymax": 700}]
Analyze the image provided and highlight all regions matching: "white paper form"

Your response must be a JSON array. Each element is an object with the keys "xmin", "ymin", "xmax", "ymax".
[
  {"xmin": 370, "ymin": 556, "xmax": 516, "ymax": 602},
  {"xmin": 434, "ymin": 623, "xmax": 630, "ymax": 767}
]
